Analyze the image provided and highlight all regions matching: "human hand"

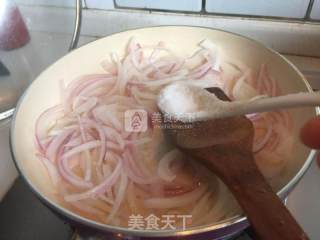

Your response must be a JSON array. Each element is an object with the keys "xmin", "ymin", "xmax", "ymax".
[
  {"xmin": 300, "ymin": 116, "xmax": 320, "ymax": 149},
  {"xmin": 300, "ymin": 116, "xmax": 320, "ymax": 167}
]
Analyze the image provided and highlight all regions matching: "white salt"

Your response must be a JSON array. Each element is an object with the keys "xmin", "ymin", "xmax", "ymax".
[{"xmin": 157, "ymin": 83, "xmax": 231, "ymax": 122}]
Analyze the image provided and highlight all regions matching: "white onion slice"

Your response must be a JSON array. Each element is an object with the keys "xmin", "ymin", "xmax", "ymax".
[
  {"xmin": 157, "ymin": 149, "xmax": 182, "ymax": 182},
  {"xmin": 144, "ymin": 184, "xmax": 207, "ymax": 209},
  {"xmin": 64, "ymin": 161, "xmax": 122, "ymax": 202}
]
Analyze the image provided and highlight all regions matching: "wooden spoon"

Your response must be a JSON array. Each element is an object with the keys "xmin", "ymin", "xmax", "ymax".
[{"xmin": 158, "ymin": 87, "xmax": 309, "ymax": 240}]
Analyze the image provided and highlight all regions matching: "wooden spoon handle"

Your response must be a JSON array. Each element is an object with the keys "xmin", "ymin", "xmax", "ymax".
[
  {"xmin": 202, "ymin": 151, "xmax": 309, "ymax": 240},
  {"xmin": 226, "ymin": 171, "xmax": 308, "ymax": 240},
  {"xmin": 209, "ymin": 91, "xmax": 320, "ymax": 120},
  {"xmin": 234, "ymin": 91, "xmax": 320, "ymax": 116}
]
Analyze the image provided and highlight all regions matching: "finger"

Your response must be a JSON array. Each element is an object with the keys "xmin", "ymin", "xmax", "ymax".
[{"xmin": 300, "ymin": 116, "xmax": 320, "ymax": 149}]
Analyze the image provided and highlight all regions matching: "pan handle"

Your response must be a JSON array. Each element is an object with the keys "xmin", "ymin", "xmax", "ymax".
[{"xmin": 69, "ymin": 0, "xmax": 83, "ymax": 51}]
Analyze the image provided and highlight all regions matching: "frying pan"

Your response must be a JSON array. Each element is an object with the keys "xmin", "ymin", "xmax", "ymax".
[{"xmin": 10, "ymin": 26, "xmax": 317, "ymax": 239}]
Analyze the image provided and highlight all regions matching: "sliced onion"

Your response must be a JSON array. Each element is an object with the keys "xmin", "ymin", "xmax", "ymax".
[
  {"xmin": 232, "ymin": 70, "xmax": 258, "ymax": 100},
  {"xmin": 77, "ymin": 116, "xmax": 92, "ymax": 181},
  {"xmin": 122, "ymin": 151, "xmax": 154, "ymax": 184},
  {"xmin": 81, "ymin": 118, "xmax": 106, "ymax": 165},
  {"xmin": 102, "ymin": 126, "xmax": 124, "ymax": 149},
  {"xmin": 125, "ymin": 137, "xmax": 151, "ymax": 146},
  {"xmin": 74, "ymin": 97, "xmax": 98, "ymax": 114},
  {"xmin": 35, "ymin": 105, "xmax": 64, "ymax": 152},
  {"xmin": 92, "ymin": 105, "xmax": 123, "ymax": 131},
  {"xmin": 253, "ymin": 122, "xmax": 273, "ymax": 153},
  {"xmin": 106, "ymin": 141, "xmax": 123, "ymax": 151},
  {"xmin": 57, "ymin": 155, "xmax": 93, "ymax": 189},
  {"xmin": 184, "ymin": 78, "xmax": 222, "ymax": 89},
  {"xmin": 41, "ymin": 157, "xmax": 60, "ymax": 185},
  {"xmin": 69, "ymin": 201, "xmax": 105, "ymax": 218},
  {"xmin": 46, "ymin": 128, "xmax": 74, "ymax": 162},
  {"xmin": 188, "ymin": 62, "xmax": 211, "ymax": 79},
  {"xmin": 157, "ymin": 149, "xmax": 182, "ymax": 182},
  {"xmin": 64, "ymin": 161, "xmax": 122, "ymax": 201},
  {"xmin": 65, "ymin": 136, "xmax": 82, "ymax": 147},
  {"xmin": 138, "ymin": 72, "xmax": 187, "ymax": 87},
  {"xmin": 199, "ymin": 39, "xmax": 221, "ymax": 71},
  {"xmin": 144, "ymin": 184, "xmax": 207, "ymax": 209},
  {"xmin": 106, "ymin": 172, "xmax": 128, "ymax": 222},
  {"xmin": 99, "ymin": 195, "xmax": 114, "ymax": 205},
  {"xmin": 61, "ymin": 140, "xmax": 101, "ymax": 159},
  {"xmin": 101, "ymin": 59, "xmax": 117, "ymax": 75}
]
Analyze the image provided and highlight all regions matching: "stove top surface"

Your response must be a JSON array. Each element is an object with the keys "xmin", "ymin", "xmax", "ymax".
[{"xmin": 0, "ymin": 178, "xmax": 72, "ymax": 240}]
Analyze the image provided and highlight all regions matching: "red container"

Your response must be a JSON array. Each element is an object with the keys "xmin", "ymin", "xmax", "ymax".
[{"xmin": 0, "ymin": 1, "xmax": 30, "ymax": 50}]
